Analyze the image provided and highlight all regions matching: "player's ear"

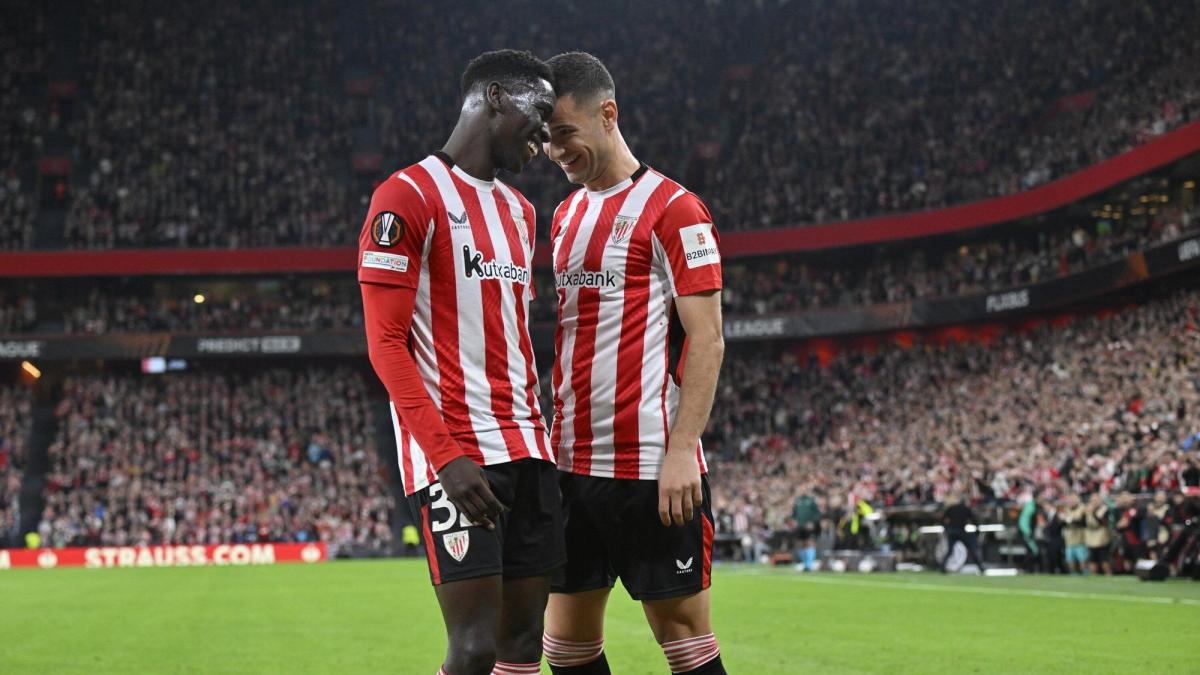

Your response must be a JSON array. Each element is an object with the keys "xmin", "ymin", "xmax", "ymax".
[
  {"xmin": 485, "ymin": 81, "xmax": 506, "ymax": 113},
  {"xmin": 600, "ymin": 99, "xmax": 618, "ymax": 131}
]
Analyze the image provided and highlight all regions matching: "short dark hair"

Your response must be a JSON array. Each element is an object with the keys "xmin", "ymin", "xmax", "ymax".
[
  {"xmin": 460, "ymin": 49, "xmax": 553, "ymax": 98},
  {"xmin": 547, "ymin": 52, "xmax": 615, "ymax": 104}
]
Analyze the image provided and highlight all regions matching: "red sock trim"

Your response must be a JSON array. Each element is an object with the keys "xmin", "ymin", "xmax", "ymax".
[
  {"xmin": 543, "ymin": 634, "xmax": 605, "ymax": 667},
  {"xmin": 662, "ymin": 633, "xmax": 720, "ymax": 673},
  {"xmin": 491, "ymin": 661, "xmax": 541, "ymax": 675}
]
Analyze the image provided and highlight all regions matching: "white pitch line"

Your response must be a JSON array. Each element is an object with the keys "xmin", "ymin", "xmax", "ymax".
[{"xmin": 732, "ymin": 571, "xmax": 1200, "ymax": 606}]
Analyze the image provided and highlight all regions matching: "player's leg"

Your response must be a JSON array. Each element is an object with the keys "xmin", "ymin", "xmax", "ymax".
[
  {"xmin": 434, "ymin": 576, "xmax": 503, "ymax": 675},
  {"xmin": 411, "ymin": 474, "xmax": 510, "ymax": 675},
  {"xmin": 544, "ymin": 588, "xmax": 612, "ymax": 674},
  {"xmin": 493, "ymin": 575, "xmax": 552, "ymax": 675},
  {"xmin": 545, "ymin": 472, "xmax": 619, "ymax": 674},
  {"xmin": 492, "ymin": 460, "xmax": 569, "ymax": 674},
  {"xmin": 625, "ymin": 476, "xmax": 725, "ymax": 674},
  {"xmin": 642, "ymin": 590, "xmax": 724, "ymax": 674}
]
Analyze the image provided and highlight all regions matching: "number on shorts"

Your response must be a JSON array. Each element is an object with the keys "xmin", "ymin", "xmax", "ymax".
[{"xmin": 427, "ymin": 483, "xmax": 473, "ymax": 532}]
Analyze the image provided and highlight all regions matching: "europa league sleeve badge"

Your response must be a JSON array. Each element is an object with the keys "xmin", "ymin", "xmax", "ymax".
[{"xmin": 371, "ymin": 211, "xmax": 406, "ymax": 247}]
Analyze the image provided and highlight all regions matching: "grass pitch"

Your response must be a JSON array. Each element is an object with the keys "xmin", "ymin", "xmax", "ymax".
[{"xmin": 2, "ymin": 560, "xmax": 1198, "ymax": 674}]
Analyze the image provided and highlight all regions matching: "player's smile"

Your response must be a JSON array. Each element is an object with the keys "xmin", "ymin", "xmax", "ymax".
[
  {"xmin": 506, "ymin": 82, "xmax": 554, "ymax": 171},
  {"xmin": 523, "ymin": 134, "xmax": 541, "ymax": 164}
]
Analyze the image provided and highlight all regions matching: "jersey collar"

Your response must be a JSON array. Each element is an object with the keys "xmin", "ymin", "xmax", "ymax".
[
  {"xmin": 433, "ymin": 151, "xmax": 495, "ymax": 190},
  {"xmin": 586, "ymin": 162, "xmax": 649, "ymax": 199}
]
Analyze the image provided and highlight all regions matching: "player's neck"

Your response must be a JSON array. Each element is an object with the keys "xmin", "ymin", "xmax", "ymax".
[
  {"xmin": 440, "ymin": 117, "xmax": 495, "ymax": 183},
  {"xmin": 585, "ymin": 137, "xmax": 641, "ymax": 193}
]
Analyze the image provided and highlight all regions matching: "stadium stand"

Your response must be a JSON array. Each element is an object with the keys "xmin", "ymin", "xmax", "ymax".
[
  {"xmin": 0, "ymin": 0, "xmax": 1197, "ymax": 250},
  {"xmin": 4, "ymin": 166, "xmax": 1191, "ymax": 334},
  {"xmin": 0, "ymin": 384, "xmax": 32, "ymax": 547},
  {"xmin": 37, "ymin": 368, "xmax": 392, "ymax": 553},
  {"xmin": 0, "ymin": 3, "xmax": 46, "ymax": 251},
  {"xmin": 705, "ymin": 0, "xmax": 1200, "ymax": 229},
  {"xmin": 1, "ymin": 0, "xmax": 1198, "ymax": 582},
  {"xmin": 709, "ymin": 283, "xmax": 1200, "ymax": 570}
]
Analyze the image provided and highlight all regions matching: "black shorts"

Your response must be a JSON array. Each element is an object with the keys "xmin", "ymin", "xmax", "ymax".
[
  {"xmin": 1088, "ymin": 545, "xmax": 1110, "ymax": 564},
  {"xmin": 408, "ymin": 458, "xmax": 565, "ymax": 586},
  {"xmin": 552, "ymin": 472, "xmax": 714, "ymax": 602}
]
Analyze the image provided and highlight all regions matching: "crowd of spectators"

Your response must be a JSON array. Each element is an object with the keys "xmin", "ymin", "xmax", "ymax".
[
  {"xmin": 38, "ymin": 368, "xmax": 393, "ymax": 553},
  {"xmin": 0, "ymin": 384, "xmax": 32, "ymax": 548},
  {"xmin": 61, "ymin": 282, "xmax": 363, "ymax": 335},
  {"xmin": 709, "ymin": 286, "xmax": 1200, "ymax": 553},
  {"xmin": 1, "ymin": 1, "xmax": 1198, "ymax": 251},
  {"xmin": 0, "ymin": 3, "xmax": 46, "ymax": 251},
  {"xmin": 62, "ymin": 3, "xmax": 355, "ymax": 249},
  {"xmin": 722, "ymin": 200, "xmax": 1200, "ymax": 316},
  {"xmin": 706, "ymin": 0, "xmax": 1200, "ymax": 230},
  {"xmin": 3, "ymin": 194, "xmax": 1197, "ymax": 334},
  {"xmin": 0, "ymin": 278, "xmax": 363, "ymax": 335}
]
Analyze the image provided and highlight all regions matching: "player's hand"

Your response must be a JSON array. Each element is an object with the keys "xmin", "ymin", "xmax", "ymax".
[
  {"xmin": 438, "ymin": 456, "xmax": 505, "ymax": 530},
  {"xmin": 658, "ymin": 448, "xmax": 703, "ymax": 527}
]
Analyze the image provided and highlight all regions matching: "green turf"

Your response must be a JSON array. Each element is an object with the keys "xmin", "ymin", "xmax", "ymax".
[{"xmin": 1, "ymin": 561, "xmax": 1197, "ymax": 674}]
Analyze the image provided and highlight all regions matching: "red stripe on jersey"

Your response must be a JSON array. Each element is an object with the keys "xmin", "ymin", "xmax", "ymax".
[
  {"xmin": 456, "ymin": 180, "xmax": 524, "ymax": 461},
  {"xmin": 549, "ymin": 195, "xmax": 589, "ymax": 462},
  {"xmin": 408, "ymin": 164, "xmax": 484, "ymax": 463},
  {"xmin": 567, "ymin": 190, "xmax": 635, "ymax": 474},
  {"xmin": 421, "ymin": 503, "xmax": 442, "ymax": 585},
  {"xmin": 610, "ymin": 208, "xmax": 656, "ymax": 476},
  {"xmin": 701, "ymin": 510, "xmax": 714, "ymax": 589},
  {"xmin": 494, "ymin": 192, "xmax": 552, "ymax": 462}
]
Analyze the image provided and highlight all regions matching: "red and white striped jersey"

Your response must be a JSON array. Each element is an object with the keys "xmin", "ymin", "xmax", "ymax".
[
  {"xmin": 550, "ymin": 165, "xmax": 722, "ymax": 480},
  {"xmin": 358, "ymin": 154, "xmax": 552, "ymax": 495}
]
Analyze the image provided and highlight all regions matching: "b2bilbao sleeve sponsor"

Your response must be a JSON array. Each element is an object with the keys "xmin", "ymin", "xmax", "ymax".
[
  {"xmin": 652, "ymin": 191, "xmax": 723, "ymax": 297},
  {"xmin": 357, "ymin": 174, "xmax": 433, "ymax": 289}
]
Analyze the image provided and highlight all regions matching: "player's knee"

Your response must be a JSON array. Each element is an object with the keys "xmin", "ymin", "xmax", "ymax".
[
  {"xmin": 445, "ymin": 633, "xmax": 497, "ymax": 675},
  {"xmin": 649, "ymin": 616, "xmax": 708, "ymax": 645},
  {"xmin": 498, "ymin": 623, "xmax": 544, "ymax": 663}
]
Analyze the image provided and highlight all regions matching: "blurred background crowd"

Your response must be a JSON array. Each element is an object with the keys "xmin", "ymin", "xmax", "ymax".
[{"xmin": 2, "ymin": 0, "xmax": 1198, "ymax": 250}]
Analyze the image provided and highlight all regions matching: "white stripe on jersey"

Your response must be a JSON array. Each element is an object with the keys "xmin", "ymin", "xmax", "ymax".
[
  {"xmin": 493, "ymin": 181, "xmax": 551, "ymax": 460},
  {"xmin": 585, "ymin": 173, "xmax": 663, "ymax": 455},
  {"xmin": 423, "ymin": 159, "xmax": 510, "ymax": 461},
  {"xmin": 551, "ymin": 189, "xmax": 592, "ymax": 472}
]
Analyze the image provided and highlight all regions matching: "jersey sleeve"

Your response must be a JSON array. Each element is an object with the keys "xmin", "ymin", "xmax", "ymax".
[
  {"xmin": 652, "ymin": 191, "xmax": 723, "ymax": 297},
  {"xmin": 361, "ymin": 283, "xmax": 464, "ymax": 470},
  {"xmin": 357, "ymin": 174, "xmax": 434, "ymax": 289}
]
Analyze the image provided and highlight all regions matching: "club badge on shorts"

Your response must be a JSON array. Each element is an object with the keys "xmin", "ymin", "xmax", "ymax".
[
  {"xmin": 371, "ymin": 211, "xmax": 405, "ymax": 247},
  {"xmin": 443, "ymin": 531, "xmax": 470, "ymax": 562}
]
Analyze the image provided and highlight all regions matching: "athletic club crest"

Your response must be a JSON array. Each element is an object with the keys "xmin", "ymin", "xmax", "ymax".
[
  {"xmin": 611, "ymin": 215, "xmax": 637, "ymax": 244},
  {"xmin": 443, "ymin": 531, "xmax": 470, "ymax": 562}
]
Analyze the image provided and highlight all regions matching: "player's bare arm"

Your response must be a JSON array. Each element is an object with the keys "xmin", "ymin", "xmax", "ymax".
[{"xmin": 658, "ymin": 290, "xmax": 724, "ymax": 527}]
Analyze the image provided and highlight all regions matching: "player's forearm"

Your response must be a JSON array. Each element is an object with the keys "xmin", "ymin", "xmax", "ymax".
[
  {"xmin": 362, "ymin": 283, "xmax": 464, "ymax": 470},
  {"xmin": 667, "ymin": 331, "xmax": 724, "ymax": 455},
  {"xmin": 366, "ymin": 339, "xmax": 464, "ymax": 470}
]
